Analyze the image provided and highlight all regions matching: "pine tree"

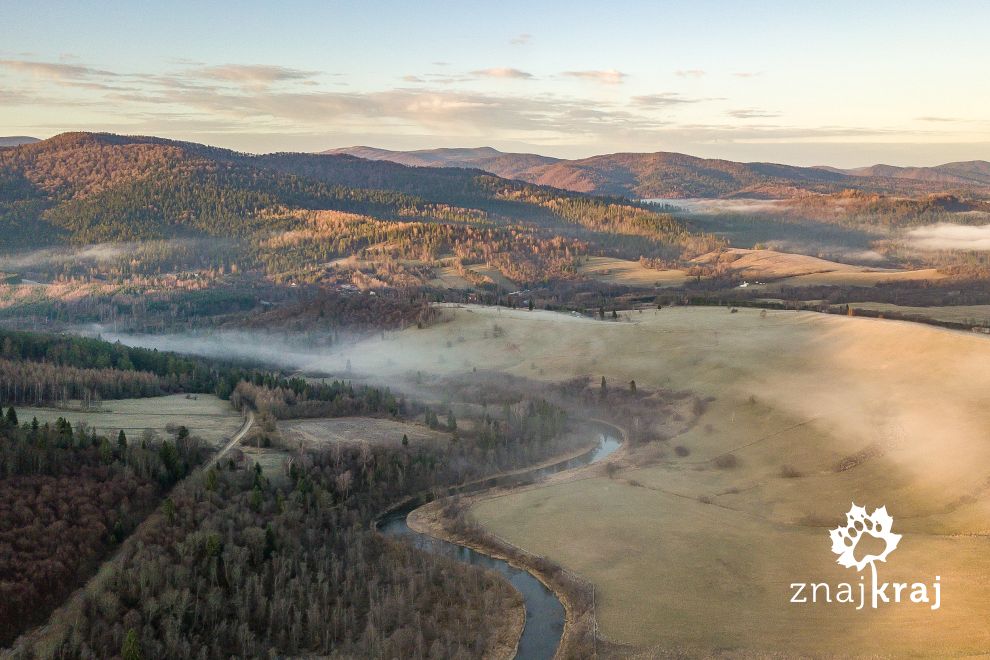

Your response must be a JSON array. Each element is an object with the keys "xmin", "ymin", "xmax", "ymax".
[
  {"xmin": 122, "ymin": 629, "xmax": 142, "ymax": 660},
  {"xmin": 4, "ymin": 406, "xmax": 16, "ymax": 426},
  {"xmin": 117, "ymin": 428, "xmax": 127, "ymax": 451}
]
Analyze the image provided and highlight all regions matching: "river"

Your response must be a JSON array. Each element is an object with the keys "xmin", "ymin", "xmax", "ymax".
[{"xmin": 378, "ymin": 425, "xmax": 622, "ymax": 659}]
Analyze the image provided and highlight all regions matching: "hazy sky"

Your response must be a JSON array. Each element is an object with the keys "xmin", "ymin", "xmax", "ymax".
[{"xmin": 1, "ymin": 0, "xmax": 988, "ymax": 166}]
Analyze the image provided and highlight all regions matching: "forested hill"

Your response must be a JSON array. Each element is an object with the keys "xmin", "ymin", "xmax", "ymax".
[
  {"xmin": 0, "ymin": 132, "xmax": 697, "ymax": 250},
  {"xmin": 329, "ymin": 145, "xmax": 990, "ymax": 199}
]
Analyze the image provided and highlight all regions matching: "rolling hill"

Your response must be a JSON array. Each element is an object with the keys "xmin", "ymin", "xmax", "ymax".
[
  {"xmin": 328, "ymin": 146, "xmax": 990, "ymax": 199},
  {"xmin": 836, "ymin": 161, "xmax": 990, "ymax": 187},
  {"xmin": 0, "ymin": 132, "xmax": 697, "ymax": 251}
]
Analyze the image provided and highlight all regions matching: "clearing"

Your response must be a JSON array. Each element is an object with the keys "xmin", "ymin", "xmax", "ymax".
[
  {"xmin": 278, "ymin": 417, "xmax": 448, "ymax": 448},
  {"xmin": 576, "ymin": 256, "xmax": 687, "ymax": 288},
  {"xmin": 18, "ymin": 394, "xmax": 242, "ymax": 448}
]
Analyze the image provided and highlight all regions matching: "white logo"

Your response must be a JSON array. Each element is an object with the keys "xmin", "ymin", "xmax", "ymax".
[
  {"xmin": 829, "ymin": 504, "xmax": 900, "ymax": 571},
  {"xmin": 790, "ymin": 503, "xmax": 940, "ymax": 610}
]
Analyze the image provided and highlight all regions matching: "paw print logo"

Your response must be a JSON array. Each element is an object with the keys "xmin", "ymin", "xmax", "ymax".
[{"xmin": 829, "ymin": 503, "xmax": 901, "ymax": 571}]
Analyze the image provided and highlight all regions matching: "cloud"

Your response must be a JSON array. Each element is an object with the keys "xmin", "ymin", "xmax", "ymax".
[
  {"xmin": 0, "ymin": 88, "xmax": 39, "ymax": 105},
  {"xmin": 510, "ymin": 33, "xmax": 533, "ymax": 46},
  {"xmin": 632, "ymin": 93, "xmax": 707, "ymax": 107},
  {"xmin": 470, "ymin": 67, "xmax": 533, "ymax": 79},
  {"xmin": 905, "ymin": 224, "xmax": 990, "ymax": 251},
  {"xmin": 0, "ymin": 59, "xmax": 118, "ymax": 79},
  {"xmin": 916, "ymin": 116, "xmax": 960, "ymax": 123},
  {"xmin": 189, "ymin": 64, "xmax": 318, "ymax": 88},
  {"xmin": 561, "ymin": 69, "xmax": 627, "ymax": 85},
  {"xmin": 728, "ymin": 108, "xmax": 780, "ymax": 119},
  {"xmin": 732, "ymin": 71, "xmax": 762, "ymax": 78},
  {"xmin": 7, "ymin": 56, "xmax": 983, "ymax": 159},
  {"xmin": 675, "ymin": 69, "xmax": 706, "ymax": 78},
  {"xmin": 0, "ymin": 58, "xmax": 144, "ymax": 92}
]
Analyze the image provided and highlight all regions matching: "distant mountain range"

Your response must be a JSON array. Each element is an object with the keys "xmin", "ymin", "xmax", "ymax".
[
  {"xmin": 0, "ymin": 136, "xmax": 40, "ymax": 147},
  {"xmin": 326, "ymin": 145, "xmax": 990, "ymax": 199}
]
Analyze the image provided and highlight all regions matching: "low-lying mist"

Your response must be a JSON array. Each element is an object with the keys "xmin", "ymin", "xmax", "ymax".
[
  {"xmin": 0, "ymin": 238, "xmax": 241, "ymax": 272},
  {"xmin": 0, "ymin": 244, "xmax": 133, "ymax": 270},
  {"xmin": 644, "ymin": 198, "xmax": 785, "ymax": 214},
  {"xmin": 905, "ymin": 223, "xmax": 990, "ymax": 251},
  {"xmin": 87, "ymin": 324, "xmax": 448, "ymax": 391}
]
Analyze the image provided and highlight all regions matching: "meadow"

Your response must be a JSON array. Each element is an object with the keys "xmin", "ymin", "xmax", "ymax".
[
  {"xmin": 323, "ymin": 304, "xmax": 990, "ymax": 655},
  {"xmin": 18, "ymin": 394, "xmax": 242, "ymax": 447},
  {"xmin": 278, "ymin": 416, "xmax": 449, "ymax": 448}
]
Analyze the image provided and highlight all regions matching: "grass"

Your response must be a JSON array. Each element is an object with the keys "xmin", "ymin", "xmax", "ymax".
[
  {"xmin": 323, "ymin": 304, "xmax": 990, "ymax": 655},
  {"xmin": 849, "ymin": 302, "xmax": 990, "ymax": 327},
  {"xmin": 692, "ymin": 247, "xmax": 944, "ymax": 286},
  {"xmin": 278, "ymin": 417, "xmax": 448, "ymax": 448},
  {"xmin": 577, "ymin": 256, "xmax": 688, "ymax": 287},
  {"xmin": 18, "ymin": 394, "xmax": 241, "ymax": 448}
]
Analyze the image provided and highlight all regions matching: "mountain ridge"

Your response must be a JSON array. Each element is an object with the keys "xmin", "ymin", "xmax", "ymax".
[
  {"xmin": 0, "ymin": 136, "xmax": 40, "ymax": 148},
  {"xmin": 327, "ymin": 145, "xmax": 990, "ymax": 199}
]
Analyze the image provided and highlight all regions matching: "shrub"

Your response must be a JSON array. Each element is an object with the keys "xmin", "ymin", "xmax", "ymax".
[
  {"xmin": 780, "ymin": 464, "xmax": 802, "ymax": 478},
  {"xmin": 714, "ymin": 453, "xmax": 739, "ymax": 469}
]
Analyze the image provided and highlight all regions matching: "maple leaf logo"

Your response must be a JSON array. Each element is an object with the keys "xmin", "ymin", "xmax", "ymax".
[{"xmin": 829, "ymin": 503, "xmax": 901, "ymax": 571}]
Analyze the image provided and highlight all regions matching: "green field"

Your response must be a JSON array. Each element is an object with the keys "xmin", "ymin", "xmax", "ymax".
[
  {"xmin": 18, "ymin": 394, "xmax": 242, "ymax": 448},
  {"xmin": 278, "ymin": 417, "xmax": 449, "ymax": 448}
]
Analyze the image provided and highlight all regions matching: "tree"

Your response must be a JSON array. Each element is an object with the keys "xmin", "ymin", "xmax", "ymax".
[
  {"xmin": 611, "ymin": 309, "xmax": 618, "ymax": 320},
  {"xmin": 401, "ymin": 434, "xmax": 409, "ymax": 447},
  {"xmin": 163, "ymin": 497, "xmax": 176, "ymax": 525},
  {"xmin": 600, "ymin": 376, "xmax": 607, "ymax": 395},
  {"xmin": 99, "ymin": 438, "xmax": 113, "ymax": 464},
  {"xmin": 446, "ymin": 411, "xmax": 457, "ymax": 431},
  {"xmin": 122, "ymin": 628, "xmax": 142, "ymax": 660},
  {"xmin": 528, "ymin": 299, "xmax": 534, "ymax": 311},
  {"xmin": 630, "ymin": 380, "xmax": 637, "ymax": 393},
  {"xmin": 117, "ymin": 429, "xmax": 127, "ymax": 451},
  {"xmin": 5, "ymin": 406, "xmax": 17, "ymax": 426},
  {"xmin": 264, "ymin": 524, "xmax": 277, "ymax": 560}
]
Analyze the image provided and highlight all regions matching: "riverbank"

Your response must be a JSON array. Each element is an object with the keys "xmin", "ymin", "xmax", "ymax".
[
  {"xmin": 407, "ymin": 499, "xmax": 595, "ymax": 659},
  {"xmin": 405, "ymin": 422, "xmax": 627, "ymax": 659},
  {"xmin": 406, "ymin": 502, "xmax": 527, "ymax": 660}
]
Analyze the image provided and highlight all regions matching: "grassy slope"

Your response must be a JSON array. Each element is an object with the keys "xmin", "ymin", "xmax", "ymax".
[{"xmin": 320, "ymin": 305, "xmax": 990, "ymax": 655}]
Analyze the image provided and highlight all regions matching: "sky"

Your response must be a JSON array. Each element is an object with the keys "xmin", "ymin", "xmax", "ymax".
[{"xmin": 1, "ymin": 0, "xmax": 988, "ymax": 167}]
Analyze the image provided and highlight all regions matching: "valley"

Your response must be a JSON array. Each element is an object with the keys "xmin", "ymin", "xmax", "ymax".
[{"xmin": 3, "ymin": 132, "xmax": 990, "ymax": 659}]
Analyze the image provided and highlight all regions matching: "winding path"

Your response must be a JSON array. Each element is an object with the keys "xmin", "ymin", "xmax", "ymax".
[{"xmin": 205, "ymin": 409, "xmax": 254, "ymax": 469}]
